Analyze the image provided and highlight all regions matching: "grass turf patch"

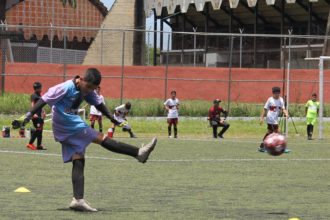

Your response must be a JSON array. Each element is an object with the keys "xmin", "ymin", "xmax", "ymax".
[{"xmin": 0, "ymin": 137, "xmax": 329, "ymax": 219}]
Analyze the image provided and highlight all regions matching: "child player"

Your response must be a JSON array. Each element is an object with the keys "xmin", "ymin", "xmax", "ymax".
[
  {"xmin": 108, "ymin": 102, "xmax": 136, "ymax": 138},
  {"xmin": 164, "ymin": 90, "xmax": 180, "ymax": 138},
  {"xmin": 305, "ymin": 93, "xmax": 319, "ymax": 140},
  {"xmin": 208, "ymin": 99, "xmax": 230, "ymax": 138},
  {"xmin": 26, "ymin": 82, "xmax": 46, "ymax": 150},
  {"xmin": 259, "ymin": 86, "xmax": 290, "ymax": 153},
  {"xmin": 22, "ymin": 68, "xmax": 157, "ymax": 212},
  {"xmin": 89, "ymin": 86, "xmax": 104, "ymax": 133}
]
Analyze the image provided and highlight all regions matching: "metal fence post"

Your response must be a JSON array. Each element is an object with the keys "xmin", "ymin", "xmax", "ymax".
[
  {"xmin": 193, "ymin": 27, "xmax": 197, "ymax": 67},
  {"xmin": 50, "ymin": 23, "xmax": 53, "ymax": 64},
  {"xmin": 285, "ymin": 29, "xmax": 292, "ymax": 137},
  {"xmin": 1, "ymin": 39, "xmax": 6, "ymax": 96},
  {"xmin": 63, "ymin": 28, "xmax": 67, "ymax": 82},
  {"xmin": 319, "ymin": 57, "xmax": 324, "ymax": 140},
  {"xmin": 239, "ymin": 28, "xmax": 244, "ymax": 68},
  {"xmin": 164, "ymin": 33, "xmax": 170, "ymax": 101},
  {"xmin": 120, "ymin": 31, "xmax": 126, "ymax": 105},
  {"xmin": 100, "ymin": 26, "xmax": 104, "ymax": 65},
  {"xmin": 227, "ymin": 35, "xmax": 234, "ymax": 113}
]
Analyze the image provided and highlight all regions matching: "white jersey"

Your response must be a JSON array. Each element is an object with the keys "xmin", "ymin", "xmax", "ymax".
[
  {"xmin": 164, "ymin": 98, "xmax": 180, "ymax": 119},
  {"xmin": 264, "ymin": 97, "xmax": 285, "ymax": 124},
  {"xmin": 90, "ymin": 95, "xmax": 104, "ymax": 116},
  {"xmin": 115, "ymin": 104, "xmax": 130, "ymax": 119}
]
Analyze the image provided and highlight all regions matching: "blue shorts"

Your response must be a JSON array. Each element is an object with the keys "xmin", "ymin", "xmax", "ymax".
[{"xmin": 60, "ymin": 127, "xmax": 99, "ymax": 163}]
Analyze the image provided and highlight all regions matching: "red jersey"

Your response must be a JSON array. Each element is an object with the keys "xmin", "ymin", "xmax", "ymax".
[{"xmin": 209, "ymin": 106, "xmax": 225, "ymax": 120}]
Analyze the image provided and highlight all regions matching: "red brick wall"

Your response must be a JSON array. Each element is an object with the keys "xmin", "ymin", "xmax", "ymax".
[
  {"xmin": 4, "ymin": 63, "xmax": 330, "ymax": 104},
  {"xmin": 5, "ymin": 0, "xmax": 105, "ymax": 41}
]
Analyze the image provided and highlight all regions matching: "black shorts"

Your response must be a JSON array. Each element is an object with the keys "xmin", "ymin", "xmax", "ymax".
[
  {"xmin": 267, "ymin": 124, "xmax": 279, "ymax": 133},
  {"xmin": 32, "ymin": 118, "xmax": 44, "ymax": 131}
]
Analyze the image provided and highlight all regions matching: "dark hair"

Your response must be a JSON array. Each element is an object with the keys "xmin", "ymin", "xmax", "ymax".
[
  {"xmin": 33, "ymin": 82, "xmax": 42, "ymax": 90},
  {"xmin": 171, "ymin": 90, "xmax": 176, "ymax": 95},
  {"xmin": 125, "ymin": 102, "xmax": 131, "ymax": 110},
  {"xmin": 213, "ymin": 99, "xmax": 221, "ymax": 104},
  {"xmin": 83, "ymin": 68, "xmax": 101, "ymax": 85},
  {"xmin": 272, "ymin": 87, "xmax": 280, "ymax": 93},
  {"xmin": 312, "ymin": 93, "xmax": 317, "ymax": 97}
]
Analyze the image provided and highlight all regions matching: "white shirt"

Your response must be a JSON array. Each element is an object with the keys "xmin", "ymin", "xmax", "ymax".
[
  {"xmin": 164, "ymin": 98, "xmax": 180, "ymax": 119},
  {"xmin": 115, "ymin": 104, "xmax": 130, "ymax": 119},
  {"xmin": 90, "ymin": 95, "xmax": 104, "ymax": 116},
  {"xmin": 264, "ymin": 97, "xmax": 285, "ymax": 124}
]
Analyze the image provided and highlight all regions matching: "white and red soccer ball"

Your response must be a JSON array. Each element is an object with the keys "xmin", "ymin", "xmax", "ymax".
[{"xmin": 263, "ymin": 133, "xmax": 287, "ymax": 156}]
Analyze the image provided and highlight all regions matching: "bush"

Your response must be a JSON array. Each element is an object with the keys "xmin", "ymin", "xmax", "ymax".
[{"xmin": 1, "ymin": 93, "xmax": 329, "ymax": 117}]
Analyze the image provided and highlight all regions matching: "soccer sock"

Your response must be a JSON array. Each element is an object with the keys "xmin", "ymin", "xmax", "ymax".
[
  {"xmin": 36, "ymin": 130, "xmax": 43, "ymax": 146},
  {"xmin": 174, "ymin": 125, "xmax": 177, "ymax": 137},
  {"xmin": 310, "ymin": 125, "xmax": 314, "ymax": 135},
  {"xmin": 128, "ymin": 129, "xmax": 134, "ymax": 137},
  {"xmin": 307, "ymin": 125, "xmax": 311, "ymax": 135},
  {"xmin": 99, "ymin": 121, "xmax": 103, "ymax": 133},
  {"xmin": 29, "ymin": 131, "xmax": 37, "ymax": 144},
  {"xmin": 212, "ymin": 126, "xmax": 217, "ymax": 138},
  {"xmin": 219, "ymin": 124, "xmax": 230, "ymax": 136},
  {"xmin": 91, "ymin": 122, "xmax": 95, "ymax": 129},
  {"xmin": 101, "ymin": 137, "xmax": 139, "ymax": 157},
  {"xmin": 72, "ymin": 159, "xmax": 85, "ymax": 200},
  {"xmin": 168, "ymin": 126, "xmax": 172, "ymax": 136}
]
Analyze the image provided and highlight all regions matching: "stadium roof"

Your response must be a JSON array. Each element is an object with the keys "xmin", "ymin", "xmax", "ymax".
[
  {"xmin": 144, "ymin": 0, "xmax": 329, "ymax": 28},
  {"xmin": 5, "ymin": 0, "xmax": 109, "ymax": 17}
]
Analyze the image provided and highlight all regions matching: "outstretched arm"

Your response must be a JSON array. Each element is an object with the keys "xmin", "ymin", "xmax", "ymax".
[
  {"xmin": 95, "ymin": 103, "xmax": 120, "ymax": 125},
  {"xmin": 25, "ymin": 99, "xmax": 47, "ymax": 122}
]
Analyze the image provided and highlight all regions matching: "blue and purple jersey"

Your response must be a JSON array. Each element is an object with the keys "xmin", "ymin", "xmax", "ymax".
[{"xmin": 41, "ymin": 79, "xmax": 102, "ymax": 142}]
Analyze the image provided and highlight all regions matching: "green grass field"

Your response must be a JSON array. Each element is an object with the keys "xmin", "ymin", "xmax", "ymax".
[{"xmin": 1, "ymin": 128, "xmax": 330, "ymax": 219}]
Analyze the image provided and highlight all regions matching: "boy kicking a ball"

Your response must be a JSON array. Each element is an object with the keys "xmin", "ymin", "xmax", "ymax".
[
  {"xmin": 23, "ymin": 68, "xmax": 157, "ymax": 212},
  {"xmin": 259, "ymin": 87, "xmax": 290, "ymax": 153}
]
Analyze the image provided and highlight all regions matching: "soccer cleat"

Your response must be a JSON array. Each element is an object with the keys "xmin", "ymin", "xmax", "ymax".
[
  {"xmin": 174, "ymin": 135, "xmax": 177, "ymax": 138},
  {"xmin": 258, "ymin": 147, "xmax": 266, "ymax": 153},
  {"xmin": 168, "ymin": 136, "xmax": 172, "ymax": 138},
  {"xmin": 37, "ymin": 145, "xmax": 47, "ymax": 150},
  {"xmin": 136, "ymin": 137, "xmax": 157, "ymax": 163},
  {"xmin": 26, "ymin": 143, "xmax": 37, "ymax": 150},
  {"xmin": 130, "ymin": 134, "xmax": 137, "ymax": 138},
  {"xmin": 284, "ymin": 148, "xmax": 291, "ymax": 153},
  {"xmin": 218, "ymin": 134, "xmax": 224, "ymax": 139},
  {"xmin": 69, "ymin": 198, "xmax": 98, "ymax": 212}
]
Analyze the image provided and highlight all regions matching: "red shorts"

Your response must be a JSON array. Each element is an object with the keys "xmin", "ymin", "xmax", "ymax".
[
  {"xmin": 89, "ymin": 114, "xmax": 102, "ymax": 122},
  {"xmin": 167, "ymin": 118, "xmax": 178, "ymax": 125}
]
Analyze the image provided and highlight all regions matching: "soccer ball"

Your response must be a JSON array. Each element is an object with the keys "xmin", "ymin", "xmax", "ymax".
[{"xmin": 263, "ymin": 133, "xmax": 287, "ymax": 156}]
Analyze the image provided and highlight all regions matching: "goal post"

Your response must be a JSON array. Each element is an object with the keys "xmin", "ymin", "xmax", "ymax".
[{"xmin": 304, "ymin": 56, "xmax": 330, "ymax": 139}]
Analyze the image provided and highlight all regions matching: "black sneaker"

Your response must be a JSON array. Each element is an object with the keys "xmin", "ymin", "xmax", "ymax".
[
  {"xmin": 218, "ymin": 134, "xmax": 224, "ymax": 139},
  {"xmin": 37, "ymin": 145, "xmax": 47, "ymax": 150}
]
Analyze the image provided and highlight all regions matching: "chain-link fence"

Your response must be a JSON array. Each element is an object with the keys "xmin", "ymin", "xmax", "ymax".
[{"xmin": 0, "ymin": 24, "xmax": 329, "ymax": 108}]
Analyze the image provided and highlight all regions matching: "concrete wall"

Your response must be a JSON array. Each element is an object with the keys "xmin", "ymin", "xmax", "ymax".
[
  {"xmin": 4, "ymin": 63, "xmax": 330, "ymax": 104},
  {"xmin": 83, "ymin": 0, "xmax": 145, "ymax": 66}
]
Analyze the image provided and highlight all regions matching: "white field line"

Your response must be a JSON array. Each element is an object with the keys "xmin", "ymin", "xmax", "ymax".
[
  {"xmin": 3, "ymin": 135, "xmax": 328, "ymax": 146},
  {"xmin": 0, "ymin": 149, "xmax": 330, "ymax": 163}
]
